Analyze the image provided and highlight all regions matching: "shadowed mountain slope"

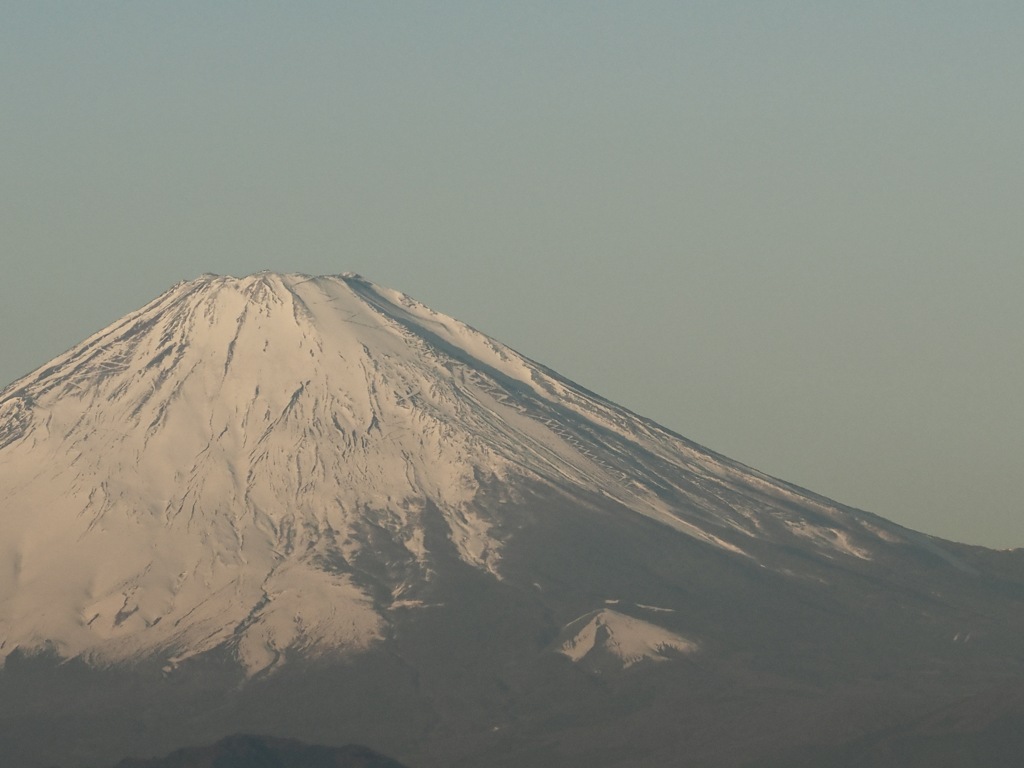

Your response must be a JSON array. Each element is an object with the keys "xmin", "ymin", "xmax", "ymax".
[{"xmin": 110, "ymin": 734, "xmax": 409, "ymax": 768}]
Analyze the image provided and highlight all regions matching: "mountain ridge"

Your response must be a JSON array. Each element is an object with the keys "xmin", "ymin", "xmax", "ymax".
[{"xmin": 107, "ymin": 734, "xmax": 410, "ymax": 768}]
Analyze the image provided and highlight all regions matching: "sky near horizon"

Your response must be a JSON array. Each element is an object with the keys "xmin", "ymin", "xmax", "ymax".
[{"xmin": 2, "ymin": 2, "xmax": 1022, "ymax": 547}]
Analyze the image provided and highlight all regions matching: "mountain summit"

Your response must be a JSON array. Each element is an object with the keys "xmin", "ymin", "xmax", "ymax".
[{"xmin": 2, "ymin": 273, "xmax": 1024, "ymax": 768}]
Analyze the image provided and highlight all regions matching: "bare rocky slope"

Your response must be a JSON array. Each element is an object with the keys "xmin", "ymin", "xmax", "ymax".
[{"xmin": 2, "ymin": 272, "xmax": 1023, "ymax": 768}]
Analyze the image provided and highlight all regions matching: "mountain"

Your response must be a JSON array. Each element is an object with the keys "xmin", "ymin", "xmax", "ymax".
[
  {"xmin": 2, "ymin": 272, "xmax": 1024, "ymax": 768},
  {"xmin": 110, "ymin": 734, "xmax": 409, "ymax": 768}
]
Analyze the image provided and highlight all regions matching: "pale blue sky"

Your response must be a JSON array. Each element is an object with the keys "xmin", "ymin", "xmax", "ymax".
[{"xmin": 2, "ymin": 2, "xmax": 1022, "ymax": 546}]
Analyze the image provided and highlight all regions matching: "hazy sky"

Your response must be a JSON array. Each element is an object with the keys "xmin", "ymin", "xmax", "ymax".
[{"xmin": 2, "ymin": 2, "xmax": 1022, "ymax": 547}]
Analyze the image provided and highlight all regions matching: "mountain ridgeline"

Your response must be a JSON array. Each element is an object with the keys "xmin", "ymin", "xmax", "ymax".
[
  {"xmin": 110, "ymin": 735, "xmax": 409, "ymax": 768},
  {"xmin": 1, "ymin": 272, "xmax": 1023, "ymax": 768}
]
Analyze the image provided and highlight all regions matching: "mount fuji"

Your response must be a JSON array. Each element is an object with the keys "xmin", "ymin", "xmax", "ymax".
[{"xmin": 1, "ymin": 272, "xmax": 1023, "ymax": 768}]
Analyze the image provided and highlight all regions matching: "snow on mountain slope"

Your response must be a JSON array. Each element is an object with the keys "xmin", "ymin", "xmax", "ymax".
[
  {"xmin": 0, "ymin": 272, "xmax": 912, "ymax": 675},
  {"xmin": 558, "ymin": 609, "xmax": 697, "ymax": 668}
]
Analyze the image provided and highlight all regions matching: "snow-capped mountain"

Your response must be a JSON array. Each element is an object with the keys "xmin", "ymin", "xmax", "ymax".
[
  {"xmin": 0, "ymin": 271, "xmax": 912, "ymax": 676},
  {"xmin": 3, "ymin": 272, "xmax": 1024, "ymax": 768}
]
